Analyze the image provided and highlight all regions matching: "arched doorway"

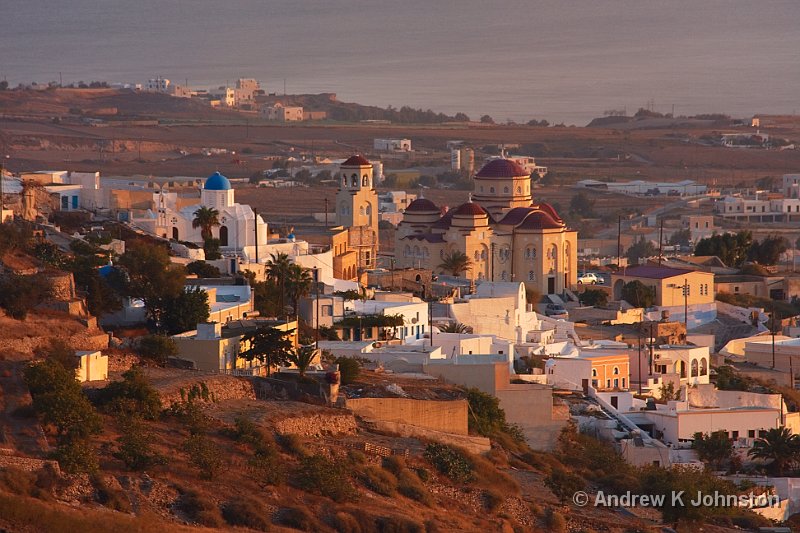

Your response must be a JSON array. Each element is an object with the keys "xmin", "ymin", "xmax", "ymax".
[
  {"xmin": 219, "ymin": 226, "xmax": 229, "ymax": 246},
  {"xmin": 172, "ymin": 227, "xmax": 179, "ymax": 241}
]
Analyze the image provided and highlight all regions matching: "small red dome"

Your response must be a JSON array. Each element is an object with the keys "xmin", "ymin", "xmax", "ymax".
[
  {"xmin": 538, "ymin": 202, "xmax": 563, "ymax": 223},
  {"xmin": 517, "ymin": 210, "xmax": 563, "ymax": 230},
  {"xmin": 341, "ymin": 155, "xmax": 371, "ymax": 167},
  {"xmin": 404, "ymin": 198, "xmax": 439, "ymax": 212},
  {"xmin": 476, "ymin": 159, "xmax": 528, "ymax": 179},
  {"xmin": 452, "ymin": 201, "xmax": 488, "ymax": 217}
]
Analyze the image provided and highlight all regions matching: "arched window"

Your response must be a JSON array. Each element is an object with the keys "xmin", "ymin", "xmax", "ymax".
[
  {"xmin": 481, "ymin": 249, "xmax": 487, "ymax": 260},
  {"xmin": 413, "ymin": 246, "xmax": 420, "ymax": 257},
  {"xmin": 591, "ymin": 368, "xmax": 597, "ymax": 377},
  {"xmin": 564, "ymin": 242, "xmax": 571, "ymax": 271},
  {"xmin": 423, "ymin": 247, "xmax": 429, "ymax": 258},
  {"xmin": 532, "ymin": 247, "xmax": 537, "ymax": 259},
  {"xmin": 362, "ymin": 175, "xmax": 369, "ymax": 187},
  {"xmin": 342, "ymin": 174, "xmax": 347, "ymax": 187},
  {"xmin": 351, "ymin": 174, "xmax": 358, "ymax": 187},
  {"xmin": 404, "ymin": 245, "xmax": 411, "ymax": 257},
  {"xmin": 172, "ymin": 227, "xmax": 179, "ymax": 241},
  {"xmin": 700, "ymin": 358, "xmax": 708, "ymax": 375},
  {"xmin": 474, "ymin": 250, "xmax": 480, "ymax": 261},
  {"xmin": 691, "ymin": 359, "xmax": 699, "ymax": 377},
  {"xmin": 490, "ymin": 187, "xmax": 495, "ymax": 193},
  {"xmin": 528, "ymin": 271, "xmax": 535, "ymax": 281},
  {"xmin": 504, "ymin": 186, "xmax": 509, "ymax": 193},
  {"xmin": 440, "ymin": 249, "xmax": 445, "ymax": 259},
  {"xmin": 219, "ymin": 226, "xmax": 229, "ymax": 247},
  {"xmin": 550, "ymin": 244, "xmax": 558, "ymax": 269},
  {"xmin": 613, "ymin": 366, "xmax": 619, "ymax": 375},
  {"xmin": 360, "ymin": 206, "xmax": 365, "ymax": 215}
]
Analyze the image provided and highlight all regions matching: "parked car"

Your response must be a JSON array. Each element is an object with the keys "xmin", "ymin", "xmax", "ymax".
[
  {"xmin": 545, "ymin": 303, "xmax": 569, "ymax": 319},
  {"xmin": 577, "ymin": 272, "xmax": 603, "ymax": 285}
]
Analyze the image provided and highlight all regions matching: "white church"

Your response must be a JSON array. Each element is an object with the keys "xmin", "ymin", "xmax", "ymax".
[{"xmin": 133, "ymin": 172, "xmax": 268, "ymax": 261}]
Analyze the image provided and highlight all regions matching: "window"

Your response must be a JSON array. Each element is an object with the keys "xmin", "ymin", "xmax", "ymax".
[
  {"xmin": 362, "ymin": 175, "xmax": 369, "ymax": 187},
  {"xmin": 591, "ymin": 368, "xmax": 597, "ymax": 377},
  {"xmin": 172, "ymin": 227, "xmax": 179, "ymax": 240},
  {"xmin": 732, "ymin": 431, "xmax": 739, "ymax": 440},
  {"xmin": 748, "ymin": 430, "xmax": 755, "ymax": 438},
  {"xmin": 504, "ymin": 186, "xmax": 509, "ymax": 193},
  {"xmin": 528, "ymin": 271, "xmax": 535, "ymax": 281},
  {"xmin": 490, "ymin": 187, "xmax": 495, "ymax": 193},
  {"xmin": 322, "ymin": 305, "xmax": 332, "ymax": 316},
  {"xmin": 501, "ymin": 271, "xmax": 507, "ymax": 280},
  {"xmin": 606, "ymin": 379, "xmax": 611, "ymax": 388},
  {"xmin": 351, "ymin": 174, "xmax": 358, "ymax": 187},
  {"xmin": 219, "ymin": 226, "xmax": 229, "ymax": 246},
  {"xmin": 622, "ymin": 378, "xmax": 626, "ymax": 388},
  {"xmin": 614, "ymin": 378, "xmax": 619, "ymax": 388},
  {"xmin": 517, "ymin": 186, "xmax": 521, "ymax": 194},
  {"xmin": 613, "ymin": 366, "xmax": 619, "ymax": 375}
]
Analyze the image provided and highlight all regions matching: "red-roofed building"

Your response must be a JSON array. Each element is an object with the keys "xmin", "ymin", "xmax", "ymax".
[{"xmin": 395, "ymin": 159, "xmax": 577, "ymax": 295}]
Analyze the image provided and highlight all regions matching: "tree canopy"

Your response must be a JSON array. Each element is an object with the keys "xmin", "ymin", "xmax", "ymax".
[
  {"xmin": 621, "ymin": 280, "xmax": 656, "ymax": 308},
  {"xmin": 694, "ymin": 231, "xmax": 752, "ymax": 267},
  {"xmin": 625, "ymin": 236, "xmax": 657, "ymax": 265},
  {"xmin": 239, "ymin": 326, "xmax": 295, "ymax": 375},
  {"xmin": 438, "ymin": 250, "xmax": 472, "ymax": 277}
]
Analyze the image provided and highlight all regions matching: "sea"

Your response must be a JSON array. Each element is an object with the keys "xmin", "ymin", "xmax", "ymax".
[{"xmin": 2, "ymin": 0, "xmax": 799, "ymax": 125}]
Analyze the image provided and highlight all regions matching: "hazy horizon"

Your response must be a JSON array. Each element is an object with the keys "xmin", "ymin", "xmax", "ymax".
[{"xmin": 2, "ymin": 0, "xmax": 799, "ymax": 125}]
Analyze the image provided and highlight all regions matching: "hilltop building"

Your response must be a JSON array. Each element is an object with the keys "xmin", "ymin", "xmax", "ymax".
[{"xmin": 395, "ymin": 159, "xmax": 577, "ymax": 295}]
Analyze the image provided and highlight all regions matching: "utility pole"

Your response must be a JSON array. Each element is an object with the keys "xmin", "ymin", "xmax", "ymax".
[
  {"xmin": 637, "ymin": 332, "xmax": 643, "ymax": 394},
  {"xmin": 314, "ymin": 267, "xmax": 320, "ymax": 348},
  {"xmin": 0, "ymin": 162, "xmax": 4, "ymax": 216},
  {"xmin": 771, "ymin": 309, "xmax": 778, "ymax": 369},
  {"xmin": 617, "ymin": 216, "xmax": 622, "ymax": 269},
  {"xmin": 390, "ymin": 257, "xmax": 395, "ymax": 291},
  {"xmin": 324, "ymin": 197, "xmax": 329, "ymax": 227},
  {"xmin": 683, "ymin": 278, "xmax": 688, "ymax": 331},
  {"xmin": 658, "ymin": 219, "xmax": 663, "ymax": 265},
  {"xmin": 490, "ymin": 243, "xmax": 495, "ymax": 281}
]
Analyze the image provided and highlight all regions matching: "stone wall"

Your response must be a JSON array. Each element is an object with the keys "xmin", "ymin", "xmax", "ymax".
[
  {"xmin": 0, "ymin": 449, "xmax": 60, "ymax": 474},
  {"xmin": 361, "ymin": 420, "xmax": 490, "ymax": 455},
  {"xmin": 273, "ymin": 412, "xmax": 357, "ymax": 437},
  {"xmin": 346, "ymin": 397, "xmax": 469, "ymax": 435},
  {"xmin": 157, "ymin": 375, "xmax": 256, "ymax": 406}
]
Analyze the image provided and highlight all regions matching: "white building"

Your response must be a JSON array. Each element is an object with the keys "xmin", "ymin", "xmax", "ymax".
[
  {"xmin": 783, "ymin": 174, "xmax": 800, "ymax": 199},
  {"xmin": 487, "ymin": 155, "xmax": 547, "ymax": 178},
  {"xmin": 145, "ymin": 77, "xmax": 170, "ymax": 93},
  {"xmin": 715, "ymin": 194, "xmax": 800, "ymax": 223},
  {"xmin": 374, "ymin": 138, "xmax": 411, "ymax": 152},
  {"xmin": 75, "ymin": 350, "xmax": 109, "ymax": 382},
  {"xmin": 630, "ymin": 344, "xmax": 711, "ymax": 397},
  {"xmin": 262, "ymin": 103, "xmax": 303, "ymax": 122},
  {"xmin": 131, "ymin": 172, "xmax": 269, "ymax": 263},
  {"xmin": 346, "ymin": 294, "xmax": 429, "ymax": 343}
]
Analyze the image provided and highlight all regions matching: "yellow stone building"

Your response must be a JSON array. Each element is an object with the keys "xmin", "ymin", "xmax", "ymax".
[
  {"xmin": 395, "ymin": 159, "xmax": 578, "ymax": 295},
  {"xmin": 335, "ymin": 155, "xmax": 379, "ymax": 272}
]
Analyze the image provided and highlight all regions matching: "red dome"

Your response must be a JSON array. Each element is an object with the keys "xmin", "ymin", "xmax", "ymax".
[
  {"xmin": 476, "ymin": 159, "xmax": 528, "ymax": 179},
  {"xmin": 516, "ymin": 210, "xmax": 563, "ymax": 230},
  {"xmin": 341, "ymin": 155, "xmax": 371, "ymax": 167},
  {"xmin": 537, "ymin": 202, "xmax": 563, "ymax": 223},
  {"xmin": 452, "ymin": 201, "xmax": 488, "ymax": 217},
  {"xmin": 404, "ymin": 198, "xmax": 439, "ymax": 212}
]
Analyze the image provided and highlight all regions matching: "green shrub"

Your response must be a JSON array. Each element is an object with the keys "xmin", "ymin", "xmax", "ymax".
[
  {"xmin": 92, "ymin": 476, "xmax": 132, "ymax": 513},
  {"xmin": 361, "ymin": 465, "xmax": 397, "ymax": 496},
  {"xmin": 186, "ymin": 260, "xmax": 221, "ymax": 278},
  {"xmin": 543, "ymin": 508, "xmax": 567, "ymax": 533},
  {"xmin": 247, "ymin": 448, "xmax": 287, "ymax": 487},
  {"xmin": 278, "ymin": 506, "xmax": 317, "ymax": 531},
  {"xmin": 382, "ymin": 454, "xmax": 406, "ymax": 476},
  {"xmin": 278, "ymin": 433, "xmax": 308, "ymax": 457},
  {"xmin": 424, "ymin": 443, "xmax": 473, "ymax": 483},
  {"xmin": 396, "ymin": 469, "xmax": 433, "ymax": 506},
  {"xmin": 98, "ymin": 367, "xmax": 162, "ymax": 419},
  {"xmin": 221, "ymin": 499, "xmax": 270, "ymax": 531},
  {"xmin": 484, "ymin": 489, "xmax": 504, "ymax": 513},
  {"xmin": 334, "ymin": 357, "xmax": 361, "ymax": 385},
  {"xmin": 52, "ymin": 439, "xmax": 98, "ymax": 475},
  {"xmin": 294, "ymin": 454, "xmax": 356, "ymax": 502},
  {"xmin": 464, "ymin": 388, "xmax": 523, "ymax": 442},
  {"xmin": 113, "ymin": 414, "xmax": 166, "ymax": 471},
  {"xmin": 545, "ymin": 467, "xmax": 584, "ymax": 504},
  {"xmin": 136, "ymin": 335, "xmax": 178, "ymax": 365},
  {"xmin": 177, "ymin": 489, "xmax": 223, "ymax": 528},
  {"xmin": 183, "ymin": 434, "xmax": 223, "ymax": 480}
]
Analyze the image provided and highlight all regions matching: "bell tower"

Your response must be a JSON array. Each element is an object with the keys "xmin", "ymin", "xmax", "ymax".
[{"xmin": 335, "ymin": 155, "xmax": 379, "ymax": 270}]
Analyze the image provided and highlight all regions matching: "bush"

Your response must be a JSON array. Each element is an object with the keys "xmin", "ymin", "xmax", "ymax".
[
  {"xmin": 278, "ymin": 433, "xmax": 308, "ymax": 457},
  {"xmin": 98, "ymin": 367, "xmax": 162, "ymax": 419},
  {"xmin": 424, "ymin": 443, "xmax": 473, "ymax": 483},
  {"xmin": 177, "ymin": 489, "xmax": 224, "ymax": 528},
  {"xmin": 396, "ymin": 469, "xmax": 433, "ymax": 506},
  {"xmin": 113, "ymin": 414, "xmax": 166, "ymax": 471},
  {"xmin": 93, "ymin": 476, "xmax": 132, "ymax": 513},
  {"xmin": 544, "ymin": 467, "xmax": 584, "ymax": 504},
  {"xmin": 186, "ymin": 260, "xmax": 221, "ymax": 278},
  {"xmin": 464, "ymin": 388, "xmax": 523, "ymax": 442},
  {"xmin": 335, "ymin": 357, "xmax": 361, "ymax": 385},
  {"xmin": 361, "ymin": 465, "xmax": 397, "ymax": 496},
  {"xmin": 277, "ymin": 506, "xmax": 317, "ymax": 531},
  {"xmin": 294, "ymin": 454, "xmax": 356, "ymax": 502},
  {"xmin": 543, "ymin": 508, "xmax": 567, "ymax": 533},
  {"xmin": 0, "ymin": 273, "xmax": 51, "ymax": 319},
  {"xmin": 53, "ymin": 439, "xmax": 98, "ymax": 475},
  {"xmin": 382, "ymin": 455, "xmax": 406, "ymax": 476},
  {"xmin": 222, "ymin": 499, "xmax": 270, "ymax": 531},
  {"xmin": 579, "ymin": 288, "xmax": 608, "ymax": 307},
  {"xmin": 0, "ymin": 468, "xmax": 48, "ymax": 499},
  {"xmin": 183, "ymin": 433, "xmax": 223, "ymax": 480},
  {"xmin": 247, "ymin": 448, "xmax": 287, "ymax": 487},
  {"xmin": 470, "ymin": 453, "xmax": 519, "ymax": 494},
  {"xmin": 136, "ymin": 335, "xmax": 178, "ymax": 365}
]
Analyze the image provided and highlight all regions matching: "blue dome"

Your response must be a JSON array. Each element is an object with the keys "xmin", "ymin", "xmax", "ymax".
[
  {"xmin": 204, "ymin": 172, "xmax": 232, "ymax": 190},
  {"xmin": 98, "ymin": 264, "xmax": 114, "ymax": 278}
]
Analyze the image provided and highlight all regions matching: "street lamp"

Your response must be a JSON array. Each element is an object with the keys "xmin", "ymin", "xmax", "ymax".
[{"xmin": 667, "ymin": 278, "xmax": 689, "ymax": 331}]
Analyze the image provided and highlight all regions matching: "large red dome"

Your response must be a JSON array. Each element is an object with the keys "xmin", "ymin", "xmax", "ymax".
[
  {"xmin": 452, "ymin": 201, "xmax": 488, "ymax": 217},
  {"xmin": 404, "ymin": 198, "xmax": 439, "ymax": 212},
  {"xmin": 475, "ymin": 158, "xmax": 528, "ymax": 179}
]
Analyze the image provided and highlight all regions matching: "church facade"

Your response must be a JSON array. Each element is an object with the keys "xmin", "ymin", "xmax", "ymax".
[
  {"xmin": 395, "ymin": 159, "xmax": 577, "ymax": 295},
  {"xmin": 334, "ymin": 155, "xmax": 379, "ymax": 273},
  {"xmin": 135, "ymin": 171, "xmax": 268, "ymax": 262}
]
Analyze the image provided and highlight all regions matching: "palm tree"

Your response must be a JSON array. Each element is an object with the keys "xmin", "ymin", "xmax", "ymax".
[
  {"xmin": 265, "ymin": 252, "xmax": 292, "ymax": 313},
  {"xmin": 287, "ymin": 345, "xmax": 318, "ymax": 378},
  {"xmin": 748, "ymin": 427, "xmax": 800, "ymax": 475},
  {"xmin": 439, "ymin": 322, "xmax": 473, "ymax": 334},
  {"xmin": 192, "ymin": 206, "xmax": 220, "ymax": 241},
  {"xmin": 286, "ymin": 264, "xmax": 312, "ymax": 314},
  {"xmin": 238, "ymin": 326, "xmax": 294, "ymax": 376},
  {"xmin": 438, "ymin": 250, "xmax": 472, "ymax": 277}
]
